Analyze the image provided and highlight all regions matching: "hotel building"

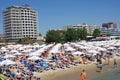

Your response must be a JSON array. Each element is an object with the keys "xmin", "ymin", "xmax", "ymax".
[{"xmin": 3, "ymin": 5, "xmax": 39, "ymax": 41}]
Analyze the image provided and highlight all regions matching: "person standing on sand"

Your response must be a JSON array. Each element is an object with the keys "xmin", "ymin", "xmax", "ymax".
[
  {"xmin": 114, "ymin": 59, "xmax": 117, "ymax": 68},
  {"xmin": 80, "ymin": 69, "xmax": 87, "ymax": 80}
]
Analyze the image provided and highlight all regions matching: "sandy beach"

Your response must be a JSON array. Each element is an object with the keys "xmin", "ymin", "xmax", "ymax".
[{"xmin": 33, "ymin": 57, "xmax": 120, "ymax": 80}]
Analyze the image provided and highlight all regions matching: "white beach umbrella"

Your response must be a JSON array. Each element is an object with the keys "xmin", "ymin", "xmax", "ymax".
[
  {"xmin": 11, "ymin": 50, "xmax": 18, "ymax": 53},
  {"xmin": 49, "ymin": 43, "xmax": 62, "ymax": 54},
  {"xmin": 96, "ymin": 47, "xmax": 106, "ymax": 51},
  {"xmin": 107, "ymin": 46, "xmax": 116, "ymax": 50},
  {"xmin": 72, "ymin": 51, "xmax": 84, "ymax": 55},
  {"xmin": 4, "ymin": 55, "xmax": 16, "ymax": 58},
  {"xmin": 29, "ymin": 51, "xmax": 42, "ymax": 56},
  {"xmin": 1, "ymin": 47, "xmax": 8, "ymax": 52},
  {"xmin": 1, "ymin": 47, "xmax": 6, "ymax": 50},
  {"xmin": 28, "ymin": 56, "xmax": 42, "ymax": 60},
  {"xmin": 80, "ymin": 46, "xmax": 89, "ymax": 49},
  {"xmin": 0, "ymin": 59, "xmax": 16, "ymax": 65},
  {"xmin": 88, "ymin": 50, "xmax": 99, "ymax": 54},
  {"xmin": 13, "ymin": 52, "xmax": 22, "ymax": 56},
  {"xmin": 65, "ymin": 47, "xmax": 76, "ymax": 52}
]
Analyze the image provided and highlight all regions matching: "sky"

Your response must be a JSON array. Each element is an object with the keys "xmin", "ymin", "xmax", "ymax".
[{"xmin": 0, "ymin": 0, "xmax": 120, "ymax": 36}]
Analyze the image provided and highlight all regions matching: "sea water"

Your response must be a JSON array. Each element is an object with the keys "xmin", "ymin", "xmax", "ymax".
[{"xmin": 92, "ymin": 68, "xmax": 120, "ymax": 80}]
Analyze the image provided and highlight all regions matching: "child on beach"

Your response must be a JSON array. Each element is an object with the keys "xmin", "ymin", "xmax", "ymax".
[{"xmin": 80, "ymin": 69, "xmax": 87, "ymax": 80}]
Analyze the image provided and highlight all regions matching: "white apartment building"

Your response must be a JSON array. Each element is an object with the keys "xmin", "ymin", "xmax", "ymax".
[
  {"xmin": 3, "ymin": 5, "xmax": 39, "ymax": 41},
  {"xmin": 63, "ymin": 24, "xmax": 98, "ymax": 35}
]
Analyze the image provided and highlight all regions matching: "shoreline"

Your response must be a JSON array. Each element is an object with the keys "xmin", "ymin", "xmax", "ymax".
[{"xmin": 33, "ymin": 56, "xmax": 120, "ymax": 80}]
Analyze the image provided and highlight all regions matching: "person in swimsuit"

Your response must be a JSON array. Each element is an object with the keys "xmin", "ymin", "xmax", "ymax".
[{"xmin": 80, "ymin": 69, "xmax": 87, "ymax": 80}]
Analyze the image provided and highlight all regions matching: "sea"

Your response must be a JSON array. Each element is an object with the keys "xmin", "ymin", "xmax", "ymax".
[{"xmin": 92, "ymin": 68, "xmax": 120, "ymax": 80}]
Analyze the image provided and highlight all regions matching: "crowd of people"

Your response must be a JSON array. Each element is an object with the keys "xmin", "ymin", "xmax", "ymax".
[{"xmin": 0, "ymin": 40, "xmax": 120, "ymax": 80}]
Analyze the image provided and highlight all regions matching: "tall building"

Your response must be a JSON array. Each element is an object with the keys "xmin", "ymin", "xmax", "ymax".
[
  {"xmin": 102, "ymin": 22, "xmax": 117, "ymax": 29},
  {"xmin": 3, "ymin": 5, "xmax": 39, "ymax": 41},
  {"xmin": 100, "ymin": 22, "xmax": 120, "ymax": 36}
]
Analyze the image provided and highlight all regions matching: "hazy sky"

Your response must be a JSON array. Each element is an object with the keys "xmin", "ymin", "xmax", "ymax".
[{"xmin": 0, "ymin": 0, "xmax": 120, "ymax": 35}]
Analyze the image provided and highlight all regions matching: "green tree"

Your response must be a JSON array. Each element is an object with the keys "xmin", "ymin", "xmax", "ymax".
[
  {"xmin": 106, "ymin": 33, "xmax": 111, "ymax": 36},
  {"xmin": 92, "ymin": 29, "xmax": 101, "ymax": 38},
  {"xmin": 76, "ymin": 28, "xmax": 82, "ymax": 40},
  {"xmin": 22, "ymin": 36, "xmax": 30, "ymax": 42},
  {"xmin": 46, "ymin": 30, "xmax": 62, "ymax": 43},
  {"xmin": 81, "ymin": 27, "xmax": 87, "ymax": 40},
  {"xmin": 17, "ymin": 36, "xmax": 33, "ymax": 44},
  {"xmin": 64, "ymin": 28, "xmax": 77, "ymax": 42}
]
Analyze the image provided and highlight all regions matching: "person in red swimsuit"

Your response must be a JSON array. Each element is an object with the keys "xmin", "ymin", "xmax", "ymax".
[{"xmin": 80, "ymin": 69, "xmax": 87, "ymax": 80}]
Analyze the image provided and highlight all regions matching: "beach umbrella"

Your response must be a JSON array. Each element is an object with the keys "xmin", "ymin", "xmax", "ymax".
[
  {"xmin": 49, "ymin": 43, "xmax": 62, "ymax": 54},
  {"xmin": 11, "ymin": 50, "xmax": 18, "ymax": 53},
  {"xmin": 29, "ymin": 51, "xmax": 42, "ymax": 56},
  {"xmin": 0, "ymin": 59, "xmax": 16, "ymax": 65},
  {"xmin": 72, "ymin": 51, "xmax": 84, "ymax": 55},
  {"xmin": 1, "ymin": 47, "xmax": 8, "ymax": 52},
  {"xmin": 65, "ymin": 47, "xmax": 76, "ymax": 52},
  {"xmin": 28, "ymin": 56, "xmax": 42, "ymax": 60},
  {"xmin": 4, "ymin": 55, "xmax": 16, "ymax": 58},
  {"xmin": 88, "ymin": 50, "xmax": 99, "ymax": 54},
  {"xmin": 96, "ymin": 47, "xmax": 106, "ymax": 51},
  {"xmin": 107, "ymin": 46, "xmax": 116, "ymax": 50},
  {"xmin": 1, "ymin": 47, "xmax": 6, "ymax": 50},
  {"xmin": 13, "ymin": 52, "xmax": 22, "ymax": 56},
  {"xmin": 80, "ymin": 46, "xmax": 89, "ymax": 49}
]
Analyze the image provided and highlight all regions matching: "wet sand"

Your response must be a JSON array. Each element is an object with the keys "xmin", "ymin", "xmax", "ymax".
[{"xmin": 34, "ymin": 57, "xmax": 120, "ymax": 80}]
